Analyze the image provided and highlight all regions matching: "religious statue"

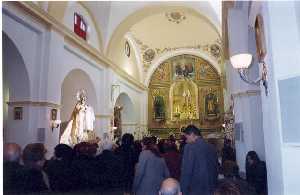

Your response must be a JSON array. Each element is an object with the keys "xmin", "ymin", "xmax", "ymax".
[
  {"xmin": 171, "ymin": 80, "xmax": 198, "ymax": 121},
  {"xmin": 154, "ymin": 95, "xmax": 165, "ymax": 121},
  {"xmin": 205, "ymin": 89, "xmax": 219, "ymax": 117},
  {"xmin": 113, "ymin": 106, "xmax": 123, "ymax": 140},
  {"xmin": 60, "ymin": 89, "xmax": 95, "ymax": 146}
]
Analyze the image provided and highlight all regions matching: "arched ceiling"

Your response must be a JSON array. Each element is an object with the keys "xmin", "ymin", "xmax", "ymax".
[
  {"xmin": 130, "ymin": 10, "xmax": 220, "ymax": 50},
  {"xmin": 105, "ymin": 4, "xmax": 223, "ymax": 84},
  {"xmin": 82, "ymin": 1, "xmax": 221, "ymax": 53}
]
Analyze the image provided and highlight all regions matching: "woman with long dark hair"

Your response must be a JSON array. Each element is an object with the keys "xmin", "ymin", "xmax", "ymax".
[
  {"xmin": 133, "ymin": 137, "xmax": 170, "ymax": 195},
  {"xmin": 246, "ymin": 151, "xmax": 267, "ymax": 195}
]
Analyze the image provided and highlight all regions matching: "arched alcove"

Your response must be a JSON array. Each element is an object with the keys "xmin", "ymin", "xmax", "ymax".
[
  {"xmin": 114, "ymin": 92, "xmax": 137, "ymax": 136},
  {"xmin": 3, "ymin": 32, "xmax": 30, "ymax": 146},
  {"xmin": 60, "ymin": 69, "xmax": 98, "ymax": 138}
]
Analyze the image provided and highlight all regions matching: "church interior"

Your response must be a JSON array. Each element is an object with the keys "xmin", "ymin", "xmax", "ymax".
[{"xmin": 2, "ymin": 1, "xmax": 300, "ymax": 195}]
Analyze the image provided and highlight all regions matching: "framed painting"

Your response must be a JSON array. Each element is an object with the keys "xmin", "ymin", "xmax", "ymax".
[
  {"xmin": 14, "ymin": 107, "xmax": 23, "ymax": 120},
  {"xmin": 172, "ymin": 55, "xmax": 195, "ymax": 80}
]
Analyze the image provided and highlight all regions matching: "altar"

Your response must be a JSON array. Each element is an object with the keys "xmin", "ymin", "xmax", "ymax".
[{"xmin": 148, "ymin": 54, "xmax": 224, "ymax": 138}]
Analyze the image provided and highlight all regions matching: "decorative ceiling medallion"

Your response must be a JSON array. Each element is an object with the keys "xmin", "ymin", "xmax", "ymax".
[
  {"xmin": 125, "ymin": 41, "xmax": 130, "ymax": 57},
  {"xmin": 143, "ymin": 49, "xmax": 156, "ymax": 62},
  {"xmin": 210, "ymin": 44, "xmax": 221, "ymax": 58},
  {"xmin": 165, "ymin": 11, "xmax": 186, "ymax": 24}
]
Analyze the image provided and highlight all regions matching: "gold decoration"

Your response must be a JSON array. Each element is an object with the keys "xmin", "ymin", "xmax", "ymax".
[
  {"xmin": 148, "ymin": 54, "xmax": 224, "ymax": 135},
  {"xmin": 131, "ymin": 32, "xmax": 222, "ymax": 73},
  {"xmin": 170, "ymin": 80, "xmax": 199, "ymax": 121},
  {"xmin": 143, "ymin": 48, "xmax": 156, "ymax": 62},
  {"xmin": 165, "ymin": 11, "xmax": 186, "ymax": 24},
  {"xmin": 210, "ymin": 44, "xmax": 221, "ymax": 58},
  {"xmin": 151, "ymin": 62, "xmax": 170, "ymax": 83}
]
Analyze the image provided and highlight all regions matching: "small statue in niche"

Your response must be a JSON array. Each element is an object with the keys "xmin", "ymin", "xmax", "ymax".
[
  {"xmin": 205, "ymin": 89, "xmax": 219, "ymax": 117},
  {"xmin": 153, "ymin": 96, "xmax": 165, "ymax": 121},
  {"xmin": 114, "ymin": 106, "xmax": 123, "ymax": 140}
]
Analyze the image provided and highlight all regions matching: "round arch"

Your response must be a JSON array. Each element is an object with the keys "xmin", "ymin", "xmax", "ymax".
[
  {"xmin": 115, "ymin": 92, "xmax": 136, "ymax": 123},
  {"xmin": 114, "ymin": 92, "xmax": 137, "ymax": 135},
  {"xmin": 3, "ymin": 32, "xmax": 31, "ymax": 145},
  {"xmin": 145, "ymin": 49, "xmax": 222, "ymax": 86},
  {"xmin": 60, "ymin": 69, "xmax": 98, "ymax": 135},
  {"xmin": 106, "ymin": 4, "xmax": 221, "ymax": 57}
]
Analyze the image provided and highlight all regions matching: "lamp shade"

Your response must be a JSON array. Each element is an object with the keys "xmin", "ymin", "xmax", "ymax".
[
  {"xmin": 230, "ymin": 53, "xmax": 252, "ymax": 69},
  {"xmin": 228, "ymin": 8, "xmax": 252, "ymax": 69}
]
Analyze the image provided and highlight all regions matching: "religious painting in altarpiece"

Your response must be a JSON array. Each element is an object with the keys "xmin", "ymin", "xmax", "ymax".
[{"xmin": 148, "ymin": 54, "xmax": 224, "ymax": 138}]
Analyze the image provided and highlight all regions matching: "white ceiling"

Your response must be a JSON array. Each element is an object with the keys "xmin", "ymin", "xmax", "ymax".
[{"xmin": 82, "ymin": 1, "xmax": 222, "ymax": 50}]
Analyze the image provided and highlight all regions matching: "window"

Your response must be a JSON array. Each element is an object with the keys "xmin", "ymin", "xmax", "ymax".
[{"xmin": 74, "ymin": 13, "xmax": 87, "ymax": 40}]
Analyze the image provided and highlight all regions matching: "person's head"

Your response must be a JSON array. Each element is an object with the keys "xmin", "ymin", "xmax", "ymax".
[
  {"xmin": 76, "ymin": 89, "xmax": 87, "ymax": 105},
  {"xmin": 183, "ymin": 125, "xmax": 201, "ymax": 144},
  {"xmin": 246, "ymin": 151, "xmax": 260, "ymax": 166},
  {"xmin": 142, "ymin": 137, "xmax": 161, "ymax": 157},
  {"xmin": 214, "ymin": 180, "xmax": 241, "ymax": 195},
  {"xmin": 224, "ymin": 138, "xmax": 231, "ymax": 147},
  {"xmin": 4, "ymin": 143, "xmax": 22, "ymax": 163},
  {"xmin": 121, "ymin": 133, "xmax": 134, "ymax": 147},
  {"xmin": 23, "ymin": 143, "xmax": 47, "ymax": 169},
  {"xmin": 102, "ymin": 140, "xmax": 113, "ymax": 151},
  {"xmin": 142, "ymin": 137, "xmax": 152, "ymax": 150},
  {"xmin": 159, "ymin": 178, "xmax": 182, "ymax": 195},
  {"xmin": 54, "ymin": 144, "xmax": 73, "ymax": 160},
  {"xmin": 164, "ymin": 142, "xmax": 178, "ymax": 153}
]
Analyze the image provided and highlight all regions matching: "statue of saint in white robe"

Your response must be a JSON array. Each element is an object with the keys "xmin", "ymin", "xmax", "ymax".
[{"xmin": 60, "ymin": 102, "xmax": 95, "ymax": 146}]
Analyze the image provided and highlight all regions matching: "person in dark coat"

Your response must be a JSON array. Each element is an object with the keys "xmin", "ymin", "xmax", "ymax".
[
  {"xmin": 115, "ymin": 133, "xmax": 139, "ymax": 194},
  {"xmin": 71, "ymin": 142, "xmax": 99, "ymax": 190},
  {"xmin": 44, "ymin": 144, "xmax": 76, "ymax": 192},
  {"xmin": 180, "ymin": 125, "xmax": 218, "ymax": 195},
  {"xmin": 96, "ymin": 140, "xmax": 124, "ymax": 190},
  {"xmin": 219, "ymin": 160, "xmax": 258, "ymax": 195},
  {"xmin": 162, "ymin": 142, "xmax": 181, "ymax": 180},
  {"xmin": 3, "ymin": 143, "xmax": 25, "ymax": 193},
  {"xmin": 22, "ymin": 143, "xmax": 49, "ymax": 193},
  {"xmin": 133, "ymin": 137, "xmax": 170, "ymax": 195},
  {"xmin": 221, "ymin": 138, "xmax": 236, "ymax": 165},
  {"xmin": 246, "ymin": 151, "xmax": 267, "ymax": 195}
]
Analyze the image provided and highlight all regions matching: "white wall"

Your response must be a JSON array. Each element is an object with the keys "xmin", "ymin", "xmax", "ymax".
[
  {"xmin": 263, "ymin": 2, "xmax": 300, "ymax": 195},
  {"xmin": 64, "ymin": 2, "xmax": 101, "ymax": 51},
  {"xmin": 226, "ymin": 3, "xmax": 265, "ymax": 174},
  {"xmin": 3, "ymin": 3, "xmax": 51, "ymax": 151},
  {"xmin": 2, "ymin": 2, "xmax": 148, "ymax": 158}
]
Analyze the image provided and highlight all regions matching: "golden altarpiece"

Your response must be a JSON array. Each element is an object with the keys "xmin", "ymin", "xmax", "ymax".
[{"xmin": 148, "ymin": 54, "xmax": 224, "ymax": 138}]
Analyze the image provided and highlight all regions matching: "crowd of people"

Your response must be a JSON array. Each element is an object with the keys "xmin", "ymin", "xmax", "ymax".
[{"xmin": 4, "ymin": 125, "xmax": 267, "ymax": 195}]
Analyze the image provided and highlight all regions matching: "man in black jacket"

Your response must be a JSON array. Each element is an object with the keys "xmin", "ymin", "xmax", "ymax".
[{"xmin": 180, "ymin": 125, "xmax": 218, "ymax": 195}]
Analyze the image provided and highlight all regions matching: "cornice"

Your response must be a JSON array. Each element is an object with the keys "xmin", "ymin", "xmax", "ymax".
[
  {"xmin": 232, "ymin": 90, "xmax": 261, "ymax": 98},
  {"xmin": 7, "ymin": 101, "xmax": 61, "ymax": 109},
  {"xmin": 15, "ymin": 2, "xmax": 147, "ymax": 91}
]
